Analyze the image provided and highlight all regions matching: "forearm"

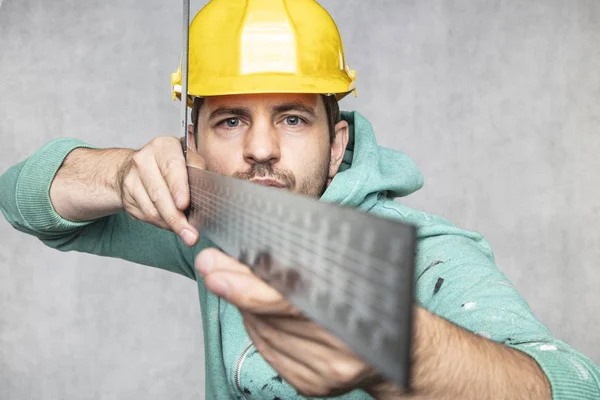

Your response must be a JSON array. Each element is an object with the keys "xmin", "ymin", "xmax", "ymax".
[
  {"xmin": 50, "ymin": 147, "xmax": 133, "ymax": 221},
  {"xmin": 370, "ymin": 307, "xmax": 551, "ymax": 400},
  {"xmin": 0, "ymin": 139, "xmax": 198, "ymax": 279}
]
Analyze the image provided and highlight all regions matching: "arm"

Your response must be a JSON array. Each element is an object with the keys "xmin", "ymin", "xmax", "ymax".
[
  {"xmin": 381, "ymin": 203, "xmax": 600, "ymax": 400},
  {"xmin": 369, "ymin": 307, "xmax": 551, "ymax": 399},
  {"xmin": 49, "ymin": 146, "xmax": 132, "ymax": 221},
  {"xmin": 49, "ymin": 136, "xmax": 198, "ymax": 240},
  {"xmin": 188, "ymin": 199, "xmax": 599, "ymax": 399},
  {"xmin": 0, "ymin": 137, "xmax": 205, "ymax": 279}
]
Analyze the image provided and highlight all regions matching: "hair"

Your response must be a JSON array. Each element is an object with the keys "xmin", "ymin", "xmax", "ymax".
[{"xmin": 191, "ymin": 94, "xmax": 340, "ymax": 145}]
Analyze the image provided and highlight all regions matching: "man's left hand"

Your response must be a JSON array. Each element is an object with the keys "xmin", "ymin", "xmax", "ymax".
[{"xmin": 195, "ymin": 248, "xmax": 387, "ymax": 398}]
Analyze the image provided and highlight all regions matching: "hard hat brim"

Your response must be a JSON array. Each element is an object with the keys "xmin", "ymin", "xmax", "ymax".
[{"xmin": 172, "ymin": 69, "xmax": 356, "ymax": 104}]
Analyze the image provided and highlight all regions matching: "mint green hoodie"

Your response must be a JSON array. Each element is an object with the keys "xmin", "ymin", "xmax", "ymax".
[{"xmin": 1, "ymin": 111, "xmax": 598, "ymax": 399}]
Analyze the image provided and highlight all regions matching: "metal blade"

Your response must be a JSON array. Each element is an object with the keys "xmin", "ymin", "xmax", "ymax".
[
  {"xmin": 181, "ymin": 0, "xmax": 190, "ymax": 157},
  {"xmin": 187, "ymin": 166, "xmax": 415, "ymax": 389}
]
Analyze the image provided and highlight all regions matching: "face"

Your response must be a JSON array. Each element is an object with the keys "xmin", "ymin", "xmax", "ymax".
[{"xmin": 189, "ymin": 93, "xmax": 349, "ymax": 198}]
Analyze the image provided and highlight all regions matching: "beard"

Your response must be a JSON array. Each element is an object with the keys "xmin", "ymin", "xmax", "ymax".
[{"xmin": 231, "ymin": 154, "xmax": 331, "ymax": 199}]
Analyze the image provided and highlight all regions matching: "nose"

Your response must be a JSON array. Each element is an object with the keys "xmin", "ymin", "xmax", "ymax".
[{"xmin": 243, "ymin": 119, "xmax": 281, "ymax": 165}]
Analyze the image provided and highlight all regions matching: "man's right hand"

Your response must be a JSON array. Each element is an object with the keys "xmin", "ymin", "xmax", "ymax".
[
  {"xmin": 117, "ymin": 137, "xmax": 200, "ymax": 246},
  {"xmin": 50, "ymin": 136, "xmax": 200, "ymax": 247}
]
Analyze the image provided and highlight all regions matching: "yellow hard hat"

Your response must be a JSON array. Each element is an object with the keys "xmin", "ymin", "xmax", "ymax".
[{"xmin": 171, "ymin": 0, "xmax": 357, "ymax": 104}]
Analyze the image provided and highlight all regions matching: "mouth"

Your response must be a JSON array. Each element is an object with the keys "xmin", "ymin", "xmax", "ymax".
[{"xmin": 250, "ymin": 178, "xmax": 287, "ymax": 189}]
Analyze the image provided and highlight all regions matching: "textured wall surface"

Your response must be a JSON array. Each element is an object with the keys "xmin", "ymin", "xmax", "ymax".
[{"xmin": 1, "ymin": 0, "xmax": 599, "ymax": 399}]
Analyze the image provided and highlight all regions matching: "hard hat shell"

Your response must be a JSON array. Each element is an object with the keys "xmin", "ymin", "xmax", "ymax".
[{"xmin": 171, "ymin": 0, "xmax": 357, "ymax": 104}]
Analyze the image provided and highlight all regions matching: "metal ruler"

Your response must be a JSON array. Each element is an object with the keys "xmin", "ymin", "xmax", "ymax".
[
  {"xmin": 178, "ymin": 0, "xmax": 415, "ymax": 390},
  {"xmin": 187, "ymin": 167, "xmax": 416, "ymax": 388}
]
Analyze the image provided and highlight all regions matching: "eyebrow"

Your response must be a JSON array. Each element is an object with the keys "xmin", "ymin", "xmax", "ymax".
[
  {"xmin": 271, "ymin": 102, "xmax": 317, "ymax": 118},
  {"xmin": 207, "ymin": 102, "xmax": 317, "ymax": 121},
  {"xmin": 208, "ymin": 107, "xmax": 252, "ymax": 121}
]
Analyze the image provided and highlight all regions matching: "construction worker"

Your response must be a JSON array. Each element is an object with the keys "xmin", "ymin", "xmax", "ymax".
[{"xmin": 0, "ymin": 0, "xmax": 598, "ymax": 399}]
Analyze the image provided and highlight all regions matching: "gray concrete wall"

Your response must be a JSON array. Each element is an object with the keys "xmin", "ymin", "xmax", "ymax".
[{"xmin": 1, "ymin": 0, "xmax": 599, "ymax": 398}]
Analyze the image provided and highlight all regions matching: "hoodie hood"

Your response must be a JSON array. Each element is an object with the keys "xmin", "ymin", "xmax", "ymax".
[{"xmin": 320, "ymin": 111, "xmax": 424, "ymax": 210}]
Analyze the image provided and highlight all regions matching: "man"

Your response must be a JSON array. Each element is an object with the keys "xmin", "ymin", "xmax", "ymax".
[{"xmin": 0, "ymin": 0, "xmax": 598, "ymax": 399}]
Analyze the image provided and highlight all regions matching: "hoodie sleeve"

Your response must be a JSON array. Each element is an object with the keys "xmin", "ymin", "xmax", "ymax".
[
  {"xmin": 377, "ymin": 200, "xmax": 600, "ymax": 400},
  {"xmin": 0, "ymin": 138, "xmax": 197, "ymax": 280}
]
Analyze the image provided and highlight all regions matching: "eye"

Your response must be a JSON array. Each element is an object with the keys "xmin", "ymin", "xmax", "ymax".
[
  {"xmin": 284, "ymin": 116, "xmax": 303, "ymax": 126},
  {"xmin": 224, "ymin": 118, "xmax": 240, "ymax": 128}
]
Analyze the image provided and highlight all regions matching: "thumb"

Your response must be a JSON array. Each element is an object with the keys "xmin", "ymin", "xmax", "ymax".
[
  {"xmin": 186, "ymin": 148, "xmax": 206, "ymax": 170},
  {"xmin": 205, "ymin": 270, "xmax": 296, "ymax": 315}
]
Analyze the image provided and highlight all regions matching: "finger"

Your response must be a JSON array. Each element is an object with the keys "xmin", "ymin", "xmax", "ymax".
[
  {"xmin": 195, "ymin": 248, "xmax": 252, "ymax": 276},
  {"xmin": 184, "ymin": 149, "xmax": 207, "ymax": 226},
  {"xmin": 154, "ymin": 138, "xmax": 190, "ymax": 210},
  {"xmin": 185, "ymin": 148, "xmax": 206, "ymax": 170},
  {"xmin": 196, "ymin": 249, "xmax": 300, "ymax": 315},
  {"xmin": 243, "ymin": 312, "xmax": 372, "ymax": 389},
  {"xmin": 205, "ymin": 270, "xmax": 297, "ymax": 315},
  {"xmin": 128, "ymin": 179, "xmax": 171, "ymax": 230},
  {"xmin": 203, "ymin": 272, "xmax": 298, "ymax": 316},
  {"xmin": 128, "ymin": 204, "xmax": 170, "ymax": 231},
  {"xmin": 122, "ymin": 169, "xmax": 170, "ymax": 230},
  {"xmin": 244, "ymin": 315, "xmax": 330, "ymax": 398},
  {"xmin": 134, "ymin": 152, "xmax": 198, "ymax": 246},
  {"xmin": 260, "ymin": 314, "xmax": 350, "ymax": 351}
]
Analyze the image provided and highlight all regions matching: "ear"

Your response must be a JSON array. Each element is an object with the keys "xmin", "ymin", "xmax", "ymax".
[
  {"xmin": 187, "ymin": 124, "xmax": 197, "ymax": 151},
  {"xmin": 328, "ymin": 120, "xmax": 349, "ymax": 184},
  {"xmin": 185, "ymin": 124, "xmax": 206, "ymax": 169}
]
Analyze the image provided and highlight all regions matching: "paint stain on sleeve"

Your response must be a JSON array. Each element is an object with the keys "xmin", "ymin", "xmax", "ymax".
[
  {"xmin": 271, "ymin": 375, "xmax": 283, "ymax": 383},
  {"xmin": 570, "ymin": 359, "xmax": 590, "ymax": 381},
  {"xmin": 477, "ymin": 331, "xmax": 492, "ymax": 339},
  {"xmin": 417, "ymin": 260, "xmax": 445, "ymax": 280},
  {"xmin": 433, "ymin": 277, "xmax": 444, "ymax": 295}
]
